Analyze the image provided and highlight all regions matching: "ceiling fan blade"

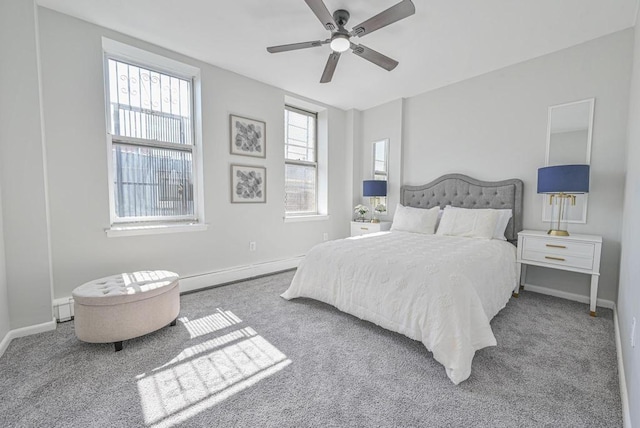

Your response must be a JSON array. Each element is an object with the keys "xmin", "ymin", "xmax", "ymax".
[
  {"xmin": 350, "ymin": 43, "xmax": 398, "ymax": 71},
  {"xmin": 304, "ymin": 0, "xmax": 338, "ymax": 31},
  {"xmin": 320, "ymin": 52, "xmax": 341, "ymax": 83},
  {"xmin": 267, "ymin": 40, "xmax": 327, "ymax": 53},
  {"xmin": 351, "ymin": 0, "xmax": 415, "ymax": 37}
]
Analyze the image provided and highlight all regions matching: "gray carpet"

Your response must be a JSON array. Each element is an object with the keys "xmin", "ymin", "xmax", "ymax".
[{"xmin": 0, "ymin": 271, "xmax": 621, "ymax": 427}]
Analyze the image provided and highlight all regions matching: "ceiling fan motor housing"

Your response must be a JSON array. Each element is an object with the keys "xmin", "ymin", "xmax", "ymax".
[
  {"xmin": 330, "ymin": 9, "xmax": 351, "ymax": 52},
  {"xmin": 333, "ymin": 9, "xmax": 350, "ymax": 28}
]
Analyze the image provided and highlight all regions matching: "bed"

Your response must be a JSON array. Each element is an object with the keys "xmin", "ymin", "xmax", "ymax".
[{"xmin": 281, "ymin": 174, "xmax": 524, "ymax": 384}]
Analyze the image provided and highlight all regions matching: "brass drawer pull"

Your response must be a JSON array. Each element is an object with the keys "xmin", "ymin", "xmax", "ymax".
[
  {"xmin": 546, "ymin": 244, "xmax": 566, "ymax": 249},
  {"xmin": 545, "ymin": 256, "xmax": 565, "ymax": 261},
  {"xmin": 360, "ymin": 227, "xmax": 369, "ymax": 231}
]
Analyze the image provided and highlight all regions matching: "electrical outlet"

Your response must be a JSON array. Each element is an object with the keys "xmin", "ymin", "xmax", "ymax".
[
  {"xmin": 632, "ymin": 317, "xmax": 637, "ymax": 348},
  {"xmin": 249, "ymin": 241, "xmax": 256, "ymax": 252},
  {"xmin": 323, "ymin": 233, "xmax": 329, "ymax": 241}
]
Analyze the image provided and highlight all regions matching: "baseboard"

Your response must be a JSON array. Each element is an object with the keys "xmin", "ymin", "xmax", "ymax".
[
  {"xmin": 0, "ymin": 330, "xmax": 11, "ymax": 359},
  {"xmin": 179, "ymin": 256, "xmax": 304, "ymax": 293},
  {"xmin": 522, "ymin": 283, "xmax": 615, "ymax": 309},
  {"xmin": 614, "ymin": 305, "xmax": 632, "ymax": 428},
  {"xmin": 0, "ymin": 318, "xmax": 56, "ymax": 359}
]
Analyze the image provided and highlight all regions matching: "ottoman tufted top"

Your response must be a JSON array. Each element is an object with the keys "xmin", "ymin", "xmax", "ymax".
[{"xmin": 72, "ymin": 270, "xmax": 179, "ymax": 306}]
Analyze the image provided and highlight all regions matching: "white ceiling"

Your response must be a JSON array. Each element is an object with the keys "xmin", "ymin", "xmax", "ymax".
[{"xmin": 36, "ymin": 0, "xmax": 638, "ymax": 111}]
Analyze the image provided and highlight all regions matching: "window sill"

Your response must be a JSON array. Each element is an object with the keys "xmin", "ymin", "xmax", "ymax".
[
  {"xmin": 283, "ymin": 215, "xmax": 330, "ymax": 223},
  {"xmin": 106, "ymin": 222, "xmax": 208, "ymax": 238}
]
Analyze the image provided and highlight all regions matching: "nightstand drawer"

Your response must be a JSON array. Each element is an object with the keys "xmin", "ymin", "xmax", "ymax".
[
  {"xmin": 520, "ymin": 249, "xmax": 593, "ymax": 270},
  {"xmin": 351, "ymin": 223, "xmax": 378, "ymax": 236},
  {"xmin": 522, "ymin": 236, "xmax": 595, "ymax": 258},
  {"xmin": 350, "ymin": 221, "xmax": 391, "ymax": 237}
]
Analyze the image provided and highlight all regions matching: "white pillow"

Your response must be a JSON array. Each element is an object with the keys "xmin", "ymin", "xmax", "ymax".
[
  {"xmin": 436, "ymin": 206, "xmax": 499, "ymax": 239},
  {"xmin": 493, "ymin": 209, "xmax": 513, "ymax": 240},
  {"xmin": 445, "ymin": 206, "xmax": 512, "ymax": 240},
  {"xmin": 391, "ymin": 204, "xmax": 440, "ymax": 234},
  {"xmin": 435, "ymin": 208, "xmax": 445, "ymax": 230}
]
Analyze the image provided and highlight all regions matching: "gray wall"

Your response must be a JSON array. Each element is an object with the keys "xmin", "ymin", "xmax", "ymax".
[
  {"xmin": 37, "ymin": 8, "xmax": 351, "ymax": 299},
  {"xmin": 0, "ymin": 184, "xmax": 9, "ymax": 340},
  {"xmin": 359, "ymin": 99, "xmax": 404, "ymax": 221},
  {"xmin": 395, "ymin": 30, "xmax": 632, "ymax": 302},
  {"xmin": 346, "ymin": 109, "xmax": 363, "ymax": 209},
  {"xmin": 619, "ymin": 20, "xmax": 640, "ymax": 428},
  {"xmin": 0, "ymin": 0, "xmax": 54, "ymax": 330}
]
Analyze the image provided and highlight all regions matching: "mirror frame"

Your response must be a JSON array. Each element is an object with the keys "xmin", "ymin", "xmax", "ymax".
[
  {"xmin": 542, "ymin": 98, "xmax": 595, "ymax": 224},
  {"xmin": 372, "ymin": 138, "xmax": 389, "ymax": 214}
]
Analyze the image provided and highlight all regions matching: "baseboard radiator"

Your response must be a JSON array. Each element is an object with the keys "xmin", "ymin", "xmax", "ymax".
[
  {"xmin": 53, "ymin": 298, "xmax": 74, "ymax": 323},
  {"xmin": 51, "ymin": 256, "xmax": 303, "ymax": 323}
]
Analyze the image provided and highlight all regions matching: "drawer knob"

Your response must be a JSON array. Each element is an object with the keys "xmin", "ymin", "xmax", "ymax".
[
  {"xmin": 546, "ymin": 244, "xmax": 567, "ymax": 249},
  {"xmin": 361, "ymin": 227, "xmax": 369, "ymax": 231},
  {"xmin": 545, "ymin": 256, "xmax": 565, "ymax": 261}
]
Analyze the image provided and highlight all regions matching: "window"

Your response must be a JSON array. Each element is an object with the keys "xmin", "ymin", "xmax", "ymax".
[
  {"xmin": 104, "ymin": 50, "xmax": 200, "ymax": 226},
  {"xmin": 284, "ymin": 106, "xmax": 317, "ymax": 215}
]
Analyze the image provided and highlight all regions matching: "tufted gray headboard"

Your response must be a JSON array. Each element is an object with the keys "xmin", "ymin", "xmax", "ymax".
[{"xmin": 400, "ymin": 174, "xmax": 524, "ymax": 243}]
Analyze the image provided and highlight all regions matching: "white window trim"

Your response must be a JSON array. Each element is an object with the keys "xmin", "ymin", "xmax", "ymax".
[
  {"xmin": 106, "ymin": 222, "xmax": 208, "ymax": 238},
  {"xmin": 284, "ymin": 101, "xmax": 329, "ymax": 219},
  {"xmin": 102, "ymin": 38, "xmax": 205, "ymax": 235},
  {"xmin": 285, "ymin": 105, "xmax": 318, "ymax": 216},
  {"xmin": 283, "ymin": 214, "xmax": 330, "ymax": 223}
]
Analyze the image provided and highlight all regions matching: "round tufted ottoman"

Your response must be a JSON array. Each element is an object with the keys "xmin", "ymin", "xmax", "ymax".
[{"xmin": 72, "ymin": 270, "xmax": 180, "ymax": 352}]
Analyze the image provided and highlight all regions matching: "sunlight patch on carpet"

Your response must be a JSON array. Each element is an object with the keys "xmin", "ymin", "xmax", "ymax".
[
  {"xmin": 151, "ymin": 327, "xmax": 258, "ymax": 372},
  {"xmin": 137, "ymin": 328, "xmax": 290, "ymax": 427},
  {"xmin": 179, "ymin": 308, "xmax": 242, "ymax": 339}
]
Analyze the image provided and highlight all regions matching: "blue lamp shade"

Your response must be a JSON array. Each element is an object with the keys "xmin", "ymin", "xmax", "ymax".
[
  {"xmin": 363, "ymin": 180, "xmax": 387, "ymax": 197},
  {"xmin": 537, "ymin": 164, "xmax": 590, "ymax": 194}
]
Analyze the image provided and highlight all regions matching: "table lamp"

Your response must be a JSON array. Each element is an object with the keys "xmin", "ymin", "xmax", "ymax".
[
  {"xmin": 363, "ymin": 180, "xmax": 387, "ymax": 223},
  {"xmin": 537, "ymin": 164, "xmax": 590, "ymax": 236}
]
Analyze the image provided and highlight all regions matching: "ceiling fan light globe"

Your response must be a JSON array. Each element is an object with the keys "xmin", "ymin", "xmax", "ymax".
[{"xmin": 330, "ymin": 35, "xmax": 350, "ymax": 53}]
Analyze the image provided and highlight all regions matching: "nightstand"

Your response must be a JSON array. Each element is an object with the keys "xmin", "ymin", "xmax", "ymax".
[
  {"xmin": 516, "ymin": 230, "xmax": 602, "ymax": 316},
  {"xmin": 350, "ymin": 221, "xmax": 392, "ymax": 237}
]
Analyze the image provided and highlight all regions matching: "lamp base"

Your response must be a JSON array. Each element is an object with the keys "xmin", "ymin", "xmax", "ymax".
[
  {"xmin": 371, "ymin": 219, "xmax": 380, "ymax": 224},
  {"xmin": 547, "ymin": 229, "xmax": 570, "ymax": 237}
]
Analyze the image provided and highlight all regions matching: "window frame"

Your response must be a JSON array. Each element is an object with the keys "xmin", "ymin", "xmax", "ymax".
[
  {"xmin": 284, "ymin": 105, "xmax": 318, "ymax": 216},
  {"xmin": 102, "ymin": 41, "xmax": 203, "ymax": 228}
]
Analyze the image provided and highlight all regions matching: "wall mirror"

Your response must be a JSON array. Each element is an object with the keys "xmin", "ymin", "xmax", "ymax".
[
  {"xmin": 543, "ymin": 98, "xmax": 594, "ymax": 223},
  {"xmin": 373, "ymin": 139, "xmax": 389, "ymax": 180},
  {"xmin": 372, "ymin": 139, "xmax": 389, "ymax": 212}
]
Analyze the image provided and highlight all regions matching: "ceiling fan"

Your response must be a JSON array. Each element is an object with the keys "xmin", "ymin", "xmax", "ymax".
[{"xmin": 266, "ymin": 0, "xmax": 415, "ymax": 83}]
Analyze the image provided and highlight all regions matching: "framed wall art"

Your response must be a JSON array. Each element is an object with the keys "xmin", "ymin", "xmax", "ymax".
[
  {"xmin": 231, "ymin": 164, "xmax": 266, "ymax": 203},
  {"xmin": 230, "ymin": 114, "xmax": 266, "ymax": 158}
]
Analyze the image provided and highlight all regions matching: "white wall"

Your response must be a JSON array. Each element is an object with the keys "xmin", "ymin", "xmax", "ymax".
[
  {"xmin": 0, "ymin": 184, "xmax": 10, "ymax": 341},
  {"xmin": 36, "ymin": 8, "xmax": 350, "ymax": 299},
  {"xmin": 618, "ymin": 17, "xmax": 640, "ymax": 428},
  {"xmin": 0, "ymin": 0, "xmax": 54, "ymax": 329},
  {"xmin": 356, "ymin": 30, "xmax": 631, "ymax": 303}
]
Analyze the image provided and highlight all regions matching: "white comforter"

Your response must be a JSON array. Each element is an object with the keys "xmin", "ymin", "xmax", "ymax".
[{"xmin": 281, "ymin": 231, "xmax": 517, "ymax": 384}]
